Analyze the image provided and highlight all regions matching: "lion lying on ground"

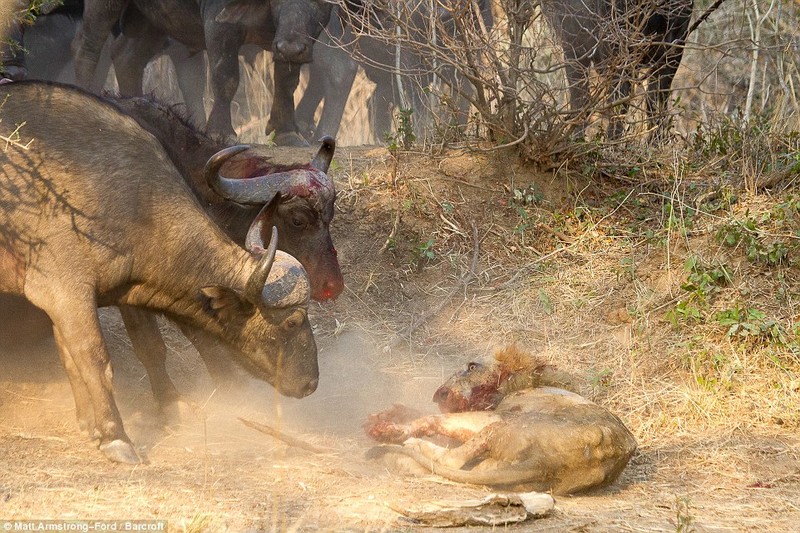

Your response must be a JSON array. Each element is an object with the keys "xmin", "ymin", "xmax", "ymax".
[{"xmin": 364, "ymin": 346, "xmax": 637, "ymax": 495}]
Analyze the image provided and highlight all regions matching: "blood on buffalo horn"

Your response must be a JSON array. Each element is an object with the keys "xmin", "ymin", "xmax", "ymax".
[
  {"xmin": 204, "ymin": 140, "xmax": 335, "ymax": 206},
  {"xmin": 245, "ymin": 226, "xmax": 279, "ymax": 306},
  {"xmin": 310, "ymin": 136, "xmax": 335, "ymax": 173}
]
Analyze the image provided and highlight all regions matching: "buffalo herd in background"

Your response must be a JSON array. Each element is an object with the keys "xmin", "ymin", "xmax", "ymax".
[
  {"xmin": 0, "ymin": 0, "xmax": 694, "ymax": 462},
  {"xmin": 2, "ymin": 0, "xmax": 694, "ymax": 144}
]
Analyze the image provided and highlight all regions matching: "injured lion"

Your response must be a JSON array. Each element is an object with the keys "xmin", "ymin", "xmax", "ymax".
[{"xmin": 364, "ymin": 346, "xmax": 637, "ymax": 495}]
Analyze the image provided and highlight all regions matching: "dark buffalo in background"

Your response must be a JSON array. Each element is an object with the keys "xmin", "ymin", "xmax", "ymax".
[
  {"xmin": 295, "ymin": 0, "xmax": 690, "ymax": 142},
  {"xmin": 107, "ymin": 95, "xmax": 343, "ymax": 410},
  {"xmin": 0, "ymin": 0, "xmax": 229, "ymax": 127},
  {"xmin": 296, "ymin": 0, "xmax": 494, "ymax": 143},
  {"xmin": 0, "ymin": 80, "xmax": 318, "ymax": 463},
  {"xmin": 0, "ymin": 93, "xmax": 344, "ymax": 413},
  {"xmin": 0, "ymin": 0, "xmax": 112, "ymax": 86},
  {"xmin": 113, "ymin": 96, "xmax": 344, "ymax": 304},
  {"xmin": 74, "ymin": 0, "xmax": 333, "ymax": 145},
  {"xmin": 540, "ymin": 0, "xmax": 693, "ymax": 139}
]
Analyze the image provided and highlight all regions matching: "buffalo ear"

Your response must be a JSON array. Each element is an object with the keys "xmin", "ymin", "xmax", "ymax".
[{"xmin": 198, "ymin": 286, "xmax": 253, "ymax": 321}]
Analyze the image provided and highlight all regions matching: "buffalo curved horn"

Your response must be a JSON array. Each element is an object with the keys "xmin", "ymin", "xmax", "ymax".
[
  {"xmin": 310, "ymin": 136, "xmax": 335, "ymax": 173},
  {"xmin": 244, "ymin": 196, "xmax": 278, "ymax": 253},
  {"xmin": 205, "ymin": 141, "xmax": 335, "ymax": 206},
  {"xmin": 204, "ymin": 144, "xmax": 251, "ymax": 197},
  {"xmin": 245, "ymin": 226, "xmax": 278, "ymax": 305}
]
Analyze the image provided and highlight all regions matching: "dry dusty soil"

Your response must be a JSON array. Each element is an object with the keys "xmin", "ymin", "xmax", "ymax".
[{"xmin": 1, "ymin": 145, "xmax": 799, "ymax": 532}]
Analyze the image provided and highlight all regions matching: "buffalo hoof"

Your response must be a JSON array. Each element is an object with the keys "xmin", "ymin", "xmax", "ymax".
[
  {"xmin": 99, "ymin": 439, "xmax": 142, "ymax": 465},
  {"xmin": 273, "ymin": 131, "xmax": 310, "ymax": 147}
]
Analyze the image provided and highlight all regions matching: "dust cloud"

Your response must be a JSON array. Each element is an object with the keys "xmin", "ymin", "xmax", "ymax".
[
  {"xmin": 156, "ymin": 326, "xmax": 452, "ymax": 452},
  {"xmin": 0, "ymin": 307, "xmax": 455, "ymax": 459},
  {"xmin": 241, "ymin": 329, "xmax": 446, "ymax": 435}
]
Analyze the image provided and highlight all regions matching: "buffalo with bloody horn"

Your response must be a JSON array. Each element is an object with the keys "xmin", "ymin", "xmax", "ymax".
[{"xmin": 0, "ymin": 93, "xmax": 340, "ymax": 418}]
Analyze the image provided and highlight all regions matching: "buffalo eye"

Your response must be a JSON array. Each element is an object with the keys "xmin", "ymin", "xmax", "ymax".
[
  {"xmin": 282, "ymin": 310, "xmax": 305, "ymax": 331},
  {"xmin": 291, "ymin": 216, "xmax": 306, "ymax": 228}
]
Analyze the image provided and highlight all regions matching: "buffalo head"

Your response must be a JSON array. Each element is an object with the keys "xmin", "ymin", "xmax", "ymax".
[
  {"xmin": 205, "ymin": 137, "xmax": 344, "ymax": 302},
  {"xmin": 199, "ymin": 223, "xmax": 318, "ymax": 398},
  {"xmin": 271, "ymin": 0, "xmax": 333, "ymax": 63}
]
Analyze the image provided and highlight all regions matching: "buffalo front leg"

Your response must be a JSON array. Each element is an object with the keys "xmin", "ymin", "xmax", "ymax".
[
  {"xmin": 368, "ymin": 72, "xmax": 395, "ymax": 142},
  {"xmin": 205, "ymin": 23, "xmax": 244, "ymax": 138},
  {"xmin": 169, "ymin": 46, "xmax": 209, "ymax": 128},
  {"xmin": 110, "ymin": 32, "xmax": 165, "ymax": 98},
  {"xmin": 312, "ymin": 53, "xmax": 358, "ymax": 140},
  {"xmin": 295, "ymin": 20, "xmax": 359, "ymax": 141},
  {"xmin": 646, "ymin": 47, "xmax": 685, "ymax": 143},
  {"xmin": 268, "ymin": 60, "xmax": 308, "ymax": 147},
  {"xmin": 605, "ymin": 75, "xmax": 633, "ymax": 140},
  {"xmin": 52, "ymin": 327, "xmax": 95, "ymax": 438},
  {"xmin": 72, "ymin": 0, "xmax": 127, "ymax": 91},
  {"xmin": 48, "ymin": 301, "xmax": 140, "ymax": 464},
  {"xmin": 562, "ymin": 57, "xmax": 593, "ymax": 137},
  {"xmin": 294, "ymin": 63, "xmax": 325, "ymax": 140},
  {"xmin": 118, "ymin": 305, "xmax": 183, "ymax": 413}
]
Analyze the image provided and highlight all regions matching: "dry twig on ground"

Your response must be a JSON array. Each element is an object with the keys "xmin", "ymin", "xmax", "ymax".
[{"xmin": 238, "ymin": 417, "xmax": 335, "ymax": 455}]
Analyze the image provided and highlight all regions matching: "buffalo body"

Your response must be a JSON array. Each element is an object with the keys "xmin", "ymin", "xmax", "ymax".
[{"xmin": 0, "ymin": 81, "xmax": 318, "ymax": 463}]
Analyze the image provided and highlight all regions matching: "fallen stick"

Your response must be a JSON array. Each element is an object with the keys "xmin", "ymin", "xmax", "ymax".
[
  {"xmin": 238, "ymin": 417, "xmax": 334, "ymax": 454},
  {"xmin": 537, "ymin": 223, "xmax": 575, "ymax": 244}
]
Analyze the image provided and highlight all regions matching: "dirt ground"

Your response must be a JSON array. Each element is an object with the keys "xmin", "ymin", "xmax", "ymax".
[{"xmin": 1, "ymin": 144, "xmax": 799, "ymax": 532}]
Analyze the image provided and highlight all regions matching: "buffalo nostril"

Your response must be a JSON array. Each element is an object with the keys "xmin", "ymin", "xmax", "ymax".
[
  {"xmin": 318, "ymin": 278, "xmax": 344, "ymax": 301},
  {"xmin": 303, "ymin": 378, "xmax": 319, "ymax": 397},
  {"xmin": 275, "ymin": 41, "xmax": 307, "ymax": 59}
]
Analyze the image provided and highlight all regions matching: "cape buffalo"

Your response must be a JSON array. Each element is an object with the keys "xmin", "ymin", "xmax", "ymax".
[
  {"xmin": 0, "ymin": 80, "xmax": 318, "ymax": 463},
  {"xmin": 541, "ymin": 0, "xmax": 693, "ymax": 139},
  {"xmin": 74, "ymin": 0, "xmax": 333, "ymax": 145},
  {"xmin": 108, "ymin": 95, "xmax": 343, "ymax": 410},
  {"xmin": 296, "ymin": 0, "xmax": 494, "ymax": 142}
]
